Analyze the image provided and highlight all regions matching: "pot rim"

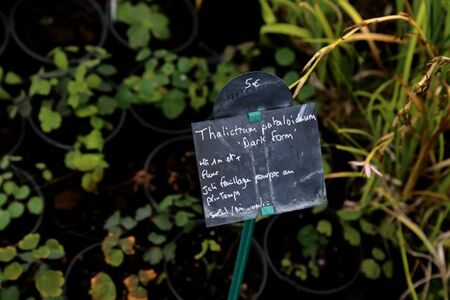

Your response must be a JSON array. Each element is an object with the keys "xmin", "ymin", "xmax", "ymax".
[
  {"xmin": 9, "ymin": 0, "xmax": 108, "ymax": 64},
  {"xmin": 106, "ymin": 0, "xmax": 198, "ymax": 54},
  {"xmin": 28, "ymin": 108, "xmax": 127, "ymax": 150},
  {"xmin": 263, "ymin": 212, "xmax": 362, "ymax": 295},
  {"xmin": 164, "ymin": 222, "xmax": 269, "ymax": 299}
]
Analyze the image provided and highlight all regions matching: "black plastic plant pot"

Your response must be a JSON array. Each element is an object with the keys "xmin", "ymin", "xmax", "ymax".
[
  {"xmin": 165, "ymin": 223, "xmax": 268, "ymax": 299},
  {"xmin": 48, "ymin": 178, "xmax": 147, "ymax": 241},
  {"xmin": 0, "ymin": 165, "xmax": 45, "ymax": 247},
  {"xmin": 0, "ymin": 10, "xmax": 9, "ymax": 57},
  {"xmin": 28, "ymin": 108, "xmax": 126, "ymax": 151},
  {"xmin": 107, "ymin": 0, "xmax": 198, "ymax": 53},
  {"xmin": 0, "ymin": 105, "xmax": 26, "ymax": 157},
  {"xmin": 263, "ymin": 211, "xmax": 362, "ymax": 295},
  {"xmin": 65, "ymin": 242, "xmax": 171, "ymax": 299},
  {"xmin": 10, "ymin": 0, "xmax": 107, "ymax": 64},
  {"xmin": 143, "ymin": 135, "xmax": 201, "ymax": 205}
]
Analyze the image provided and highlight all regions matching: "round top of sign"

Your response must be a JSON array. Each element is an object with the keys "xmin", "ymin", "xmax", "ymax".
[{"xmin": 213, "ymin": 71, "xmax": 293, "ymax": 119}]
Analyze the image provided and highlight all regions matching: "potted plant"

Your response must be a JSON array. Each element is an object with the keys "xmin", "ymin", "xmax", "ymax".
[
  {"xmin": 0, "ymin": 233, "xmax": 66, "ymax": 299},
  {"xmin": 165, "ymin": 222, "xmax": 268, "ymax": 299},
  {"xmin": 25, "ymin": 46, "xmax": 126, "ymax": 191},
  {"xmin": 0, "ymin": 67, "xmax": 26, "ymax": 157},
  {"xmin": 263, "ymin": 207, "xmax": 363, "ymax": 295},
  {"xmin": 142, "ymin": 136, "xmax": 200, "ymax": 204},
  {"xmin": 0, "ymin": 156, "xmax": 44, "ymax": 246},
  {"xmin": 10, "ymin": 0, "xmax": 107, "ymax": 64},
  {"xmin": 107, "ymin": 0, "xmax": 197, "ymax": 53}
]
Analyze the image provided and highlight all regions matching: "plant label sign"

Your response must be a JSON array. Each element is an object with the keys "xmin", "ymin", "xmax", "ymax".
[{"xmin": 192, "ymin": 103, "xmax": 327, "ymax": 227}]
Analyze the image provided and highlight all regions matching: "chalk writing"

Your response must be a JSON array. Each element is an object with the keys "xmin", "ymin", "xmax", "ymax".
[{"xmin": 192, "ymin": 103, "xmax": 327, "ymax": 227}]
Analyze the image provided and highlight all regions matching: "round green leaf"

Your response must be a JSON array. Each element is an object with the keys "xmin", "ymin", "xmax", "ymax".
[
  {"xmin": 161, "ymin": 89, "xmax": 186, "ymax": 119},
  {"xmin": 316, "ymin": 220, "xmax": 332, "ymax": 237},
  {"xmin": 18, "ymin": 233, "xmax": 40, "ymax": 250},
  {"xmin": 275, "ymin": 47, "xmax": 295, "ymax": 66},
  {"xmin": 152, "ymin": 214, "xmax": 173, "ymax": 231},
  {"xmin": 135, "ymin": 204, "xmax": 152, "ymax": 221},
  {"xmin": 105, "ymin": 249, "xmax": 124, "ymax": 267},
  {"xmin": 372, "ymin": 247, "xmax": 386, "ymax": 261},
  {"xmin": 361, "ymin": 259, "xmax": 381, "ymax": 279},
  {"xmin": 45, "ymin": 239, "xmax": 65, "ymax": 259},
  {"xmin": 0, "ymin": 285, "xmax": 20, "ymax": 300},
  {"xmin": 53, "ymin": 50, "xmax": 69, "ymax": 70},
  {"xmin": 0, "ymin": 209, "xmax": 11, "ymax": 230},
  {"xmin": 35, "ymin": 270, "xmax": 65, "ymax": 297},
  {"xmin": 175, "ymin": 211, "xmax": 189, "ymax": 227},
  {"xmin": 144, "ymin": 247, "xmax": 163, "ymax": 265},
  {"xmin": 0, "ymin": 246, "xmax": 17, "ymax": 262},
  {"xmin": 0, "ymin": 193, "xmax": 7, "ymax": 206},
  {"xmin": 32, "ymin": 246, "xmax": 50, "ymax": 259},
  {"xmin": 382, "ymin": 260, "xmax": 393, "ymax": 279},
  {"xmin": 147, "ymin": 232, "xmax": 166, "ymax": 245},
  {"xmin": 27, "ymin": 196, "xmax": 44, "ymax": 215},
  {"xmin": 7, "ymin": 202, "xmax": 24, "ymax": 218},
  {"xmin": 97, "ymin": 64, "xmax": 117, "ymax": 76},
  {"xmin": 3, "ymin": 181, "xmax": 16, "ymax": 195},
  {"xmin": 38, "ymin": 107, "xmax": 62, "ymax": 133},
  {"xmin": 89, "ymin": 272, "xmax": 116, "ymax": 300},
  {"xmin": 13, "ymin": 185, "xmax": 30, "ymax": 200},
  {"xmin": 4, "ymin": 262, "xmax": 23, "ymax": 280}
]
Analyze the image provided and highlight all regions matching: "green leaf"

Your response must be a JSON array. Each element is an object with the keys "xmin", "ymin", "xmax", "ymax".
[
  {"xmin": 174, "ymin": 211, "xmax": 190, "ymax": 227},
  {"xmin": 209, "ymin": 239, "xmax": 221, "ymax": 252},
  {"xmin": 260, "ymin": 23, "xmax": 312, "ymax": 39},
  {"xmin": 89, "ymin": 272, "xmax": 116, "ymax": 300},
  {"xmin": 32, "ymin": 246, "xmax": 50, "ymax": 259},
  {"xmin": 97, "ymin": 96, "xmax": 117, "ymax": 115},
  {"xmin": 70, "ymin": 153, "xmax": 104, "ymax": 172},
  {"xmin": 18, "ymin": 233, "xmax": 40, "ymax": 250},
  {"xmin": 337, "ymin": 209, "xmax": 362, "ymax": 221},
  {"xmin": 372, "ymin": 248, "xmax": 386, "ymax": 261},
  {"xmin": 81, "ymin": 130, "xmax": 103, "ymax": 150},
  {"xmin": 30, "ymin": 78, "xmax": 52, "ymax": 96},
  {"xmin": 128, "ymin": 23, "xmax": 149, "ymax": 48},
  {"xmin": 53, "ymin": 50, "xmax": 69, "ymax": 70},
  {"xmin": 177, "ymin": 57, "xmax": 193, "ymax": 73},
  {"xmin": 0, "ymin": 193, "xmax": 6, "ymax": 206},
  {"xmin": 162, "ymin": 242, "xmax": 176, "ymax": 261},
  {"xmin": 275, "ymin": 47, "xmax": 295, "ymax": 66},
  {"xmin": 147, "ymin": 232, "xmax": 166, "ymax": 245},
  {"xmin": 0, "ymin": 209, "xmax": 11, "ymax": 230},
  {"xmin": 104, "ymin": 211, "xmax": 121, "ymax": 230},
  {"xmin": 316, "ymin": 220, "xmax": 332, "ymax": 237},
  {"xmin": 159, "ymin": 195, "xmax": 176, "ymax": 210},
  {"xmin": 161, "ymin": 89, "xmax": 186, "ymax": 119},
  {"xmin": 8, "ymin": 202, "xmax": 25, "ymax": 218},
  {"xmin": 5, "ymin": 72, "xmax": 22, "ymax": 85},
  {"xmin": 27, "ymin": 196, "xmax": 44, "ymax": 215},
  {"xmin": 0, "ymin": 246, "xmax": 17, "ymax": 262},
  {"xmin": 382, "ymin": 260, "xmax": 393, "ymax": 279},
  {"xmin": 136, "ymin": 48, "xmax": 151, "ymax": 61},
  {"xmin": 3, "ymin": 181, "xmax": 17, "ymax": 195},
  {"xmin": 105, "ymin": 249, "xmax": 124, "ymax": 267},
  {"xmin": 360, "ymin": 219, "xmax": 376, "ymax": 235},
  {"xmin": 135, "ymin": 205, "xmax": 152, "ymax": 221},
  {"xmin": 152, "ymin": 214, "xmax": 173, "ymax": 231},
  {"xmin": 342, "ymin": 224, "xmax": 361, "ymax": 246},
  {"xmin": 194, "ymin": 239, "xmax": 208, "ymax": 260},
  {"xmin": 86, "ymin": 74, "xmax": 102, "ymax": 89},
  {"xmin": 4, "ymin": 262, "xmax": 23, "ymax": 280},
  {"xmin": 38, "ymin": 107, "xmax": 62, "ymax": 133},
  {"xmin": 13, "ymin": 185, "xmax": 30, "ymax": 200},
  {"xmin": 45, "ymin": 239, "xmax": 65, "ymax": 259},
  {"xmin": 97, "ymin": 64, "xmax": 117, "ymax": 76},
  {"xmin": 361, "ymin": 259, "xmax": 381, "ymax": 279},
  {"xmin": 145, "ymin": 247, "xmax": 163, "ymax": 265},
  {"xmin": 75, "ymin": 105, "xmax": 98, "ymax": 118},
  {"xmin": 120, "ymin": 216, "xmax": 137, "ymax": 230},
  {"xmin": 35, "ymin": 270, "xmax": 65, "ymax": 297},
  {"xmin": 0, "ymin": 286, "xmax": 20, "ymax": 300}
]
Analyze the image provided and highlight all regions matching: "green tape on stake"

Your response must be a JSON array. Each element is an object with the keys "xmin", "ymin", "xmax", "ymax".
[
  {"xmin": 247, "ymin": 111, "xmax": 262, "ymax": 123},
  {"xmin": 261, "ymin": 205, "xmax": 274, "ymax": 216}
]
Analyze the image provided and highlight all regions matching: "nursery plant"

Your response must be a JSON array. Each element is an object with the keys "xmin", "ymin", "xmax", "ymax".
[
  {"xmin": 0, "ymin": 156, "xmax": 44, "ymax": 232},
  {"xmin": 0, "ymin": 233, "xmax": 65, "ymax": 299},
  {"xmin": 26, "ymin": 46, "xmax": 123, "ymax": 191}
]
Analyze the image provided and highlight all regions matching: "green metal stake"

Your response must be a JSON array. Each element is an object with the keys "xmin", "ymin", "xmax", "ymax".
[{"xmin": 227, "ymin": 219, "xmax": 256, "ymax": 300}]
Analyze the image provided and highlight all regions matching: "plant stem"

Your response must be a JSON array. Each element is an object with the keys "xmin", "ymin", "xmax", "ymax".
[{"xmin": 397, "ymin": 225, "xmax": 419, "ymax": 300}]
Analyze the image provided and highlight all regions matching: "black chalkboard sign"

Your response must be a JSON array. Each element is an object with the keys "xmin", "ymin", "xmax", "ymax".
[{"xmin": 192, "ymin": 103, "xmax": 327, "ymax": 227}]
